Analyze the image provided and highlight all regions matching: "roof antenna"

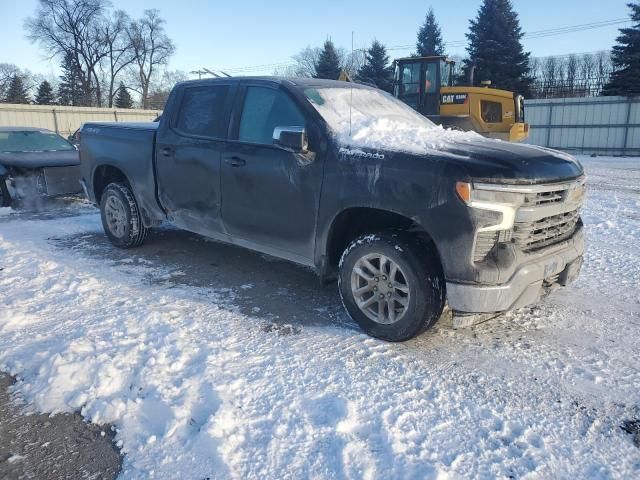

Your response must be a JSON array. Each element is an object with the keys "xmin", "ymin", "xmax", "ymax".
[{"xmin": 349, "ymin": 31, "xmax": 354, "ymax": 138}]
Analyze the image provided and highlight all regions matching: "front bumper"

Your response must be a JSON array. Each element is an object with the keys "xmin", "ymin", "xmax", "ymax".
[{"xmin": 446, "ymin": 226, "xmax": 584, "ymax": 313}]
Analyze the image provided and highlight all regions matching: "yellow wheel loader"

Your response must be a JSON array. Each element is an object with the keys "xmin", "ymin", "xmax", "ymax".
[{"xmin": 393, "ymin": 56, "xmax": 529, "ymax": 142}]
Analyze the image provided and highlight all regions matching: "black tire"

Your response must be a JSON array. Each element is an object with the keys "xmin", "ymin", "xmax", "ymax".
[
  {"xmin": 338, "ymin": 232, "xmax": 445, "ymax": 342},
  {"xmin": 0, "ymin": 176, "xmax": 11, "ymax": 207},
  {"xmin": 100, "ymin": 182, "xmax": 147, "ymax": 248}
]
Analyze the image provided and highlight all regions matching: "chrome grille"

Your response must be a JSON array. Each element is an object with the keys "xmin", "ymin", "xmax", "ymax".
[
  {"xmin": 524, "ymin": 186, "xmax": 568, "ymax": 206},
  {"xmin": 513, "ymin": 209, "xmax": 580, "ymax": 251}
]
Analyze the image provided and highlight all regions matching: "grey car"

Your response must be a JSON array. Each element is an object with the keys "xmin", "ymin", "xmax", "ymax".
[{"xmin": 0, "ymin": 127, "xmax": 81, "ymax": 206}]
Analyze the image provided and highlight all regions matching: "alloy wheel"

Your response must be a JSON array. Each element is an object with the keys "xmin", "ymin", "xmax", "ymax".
[
  {"xmin": 350, "ymin": 253, "xmax": 411, "ymax": 324},
  {"xmin": 104, "ymin": 194, "xmax": 128, "ymax": 238}
]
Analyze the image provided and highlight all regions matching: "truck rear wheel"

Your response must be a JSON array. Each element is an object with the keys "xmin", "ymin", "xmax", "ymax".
[
  {"xmin": 338, "ymin": 232, "xmax": 445, "ymax": 342},
  {"xmin": 100, "ymin": 182, "xmax": 147, "ymax": 248}
]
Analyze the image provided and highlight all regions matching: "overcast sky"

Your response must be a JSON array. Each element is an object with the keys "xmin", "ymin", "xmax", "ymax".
[{"xmin": 0, "ymin": 0, "xmax": 631, "ymax": 79}]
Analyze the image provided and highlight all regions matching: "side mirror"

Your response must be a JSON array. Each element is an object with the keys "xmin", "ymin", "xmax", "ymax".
[{"xmin": 273, "ymin": 126, "xmax": 308, "ymax": 153}]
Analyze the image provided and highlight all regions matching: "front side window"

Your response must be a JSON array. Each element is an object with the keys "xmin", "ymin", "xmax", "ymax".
[
  {"xmin": 176, "ymin": 85, "xmax": 230, "ymax": 137},
  {"xmin": 238, "ymin": 86, "xmax": 305, "ymax": 145}
]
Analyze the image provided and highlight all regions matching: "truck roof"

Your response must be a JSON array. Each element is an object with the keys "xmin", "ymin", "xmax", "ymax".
[{"xmin": 176, "ymin": 76, "xmax": 374, "ymax": 91}]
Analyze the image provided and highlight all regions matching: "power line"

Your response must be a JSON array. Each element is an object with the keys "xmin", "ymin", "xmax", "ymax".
[
  {"xmin": 388, "ymin": 18, "xmax": 630, "ymax": 51},
  {"xmin": 207, "ymin": 18, "xmax": 629, "ymax": 74}
]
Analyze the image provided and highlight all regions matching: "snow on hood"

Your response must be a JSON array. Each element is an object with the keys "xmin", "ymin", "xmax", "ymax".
[{"xmin": 304, "ymin": 86, "xmax": 482, "ymax": 155}]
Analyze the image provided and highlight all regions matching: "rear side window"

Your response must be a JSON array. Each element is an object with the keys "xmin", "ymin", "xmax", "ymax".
[
  {"xmin": 238, "ymin": 87, "xmax": 305, "ymax": 145},
  {"xmin": 176, "ymin": 85, "xmax": 229, "ymax": 137}
]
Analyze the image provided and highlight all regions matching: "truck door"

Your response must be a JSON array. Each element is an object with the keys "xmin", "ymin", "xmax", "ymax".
[
  {"xmin": 220, "ymin": 83, "xmax": 323, "ymax": 264},
  {"xmin": 155, "ymin": 82, "xmax": 235, "ymax": 235}
]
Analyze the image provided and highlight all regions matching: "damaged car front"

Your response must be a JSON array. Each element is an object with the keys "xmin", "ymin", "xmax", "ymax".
[{"xmin": 0, "ymin": 127, "xmax": 81, "ymax": 207}]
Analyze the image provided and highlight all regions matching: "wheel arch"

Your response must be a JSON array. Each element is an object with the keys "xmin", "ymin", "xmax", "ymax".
[
  {"xmin": 323, "ymin": 206, "xmax": 444, "ymax": 275},
  {"xmin": 92, "ymin": 164, "xmax": 130, "ymax": 204}
]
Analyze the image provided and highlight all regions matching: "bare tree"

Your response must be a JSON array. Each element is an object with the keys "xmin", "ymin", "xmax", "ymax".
[
  {"xmin": 542, "ymin": 56, "xmax": 559, "ymax": 91},
  {"xmin": 278, "ymin": 44, "xmax": 358, "ymax": 79},
  {"xmin": 127, "ymin": 9, "xmax": 175, "ymax": 109},
  {"xmin": 290, "ymin": 46, "xmax": 321, "ymax": 77},
  {"xmin": 566, "ymin": 54, "xmax": 578, "ymax": 95},
  {"xmin": 101, "ymin": 10, "xmax": 135, "ymax": 107},
  {"xmin": 529, "ymin": 51, "xmax": 614, "ymax": 98},
  {"xmin": 595, "ymin": 51, "xmax": 613, "ymax": 92},
  {"xmin": 528, "ymin": 56, "xmax": 541, "ymax": 84},
  {"xmin": 25, "ymin": 0, "xmax": 110, "ymax": 106},
  {"xmin": 145, "ymin": 69, "xmax": 189, "ymax": 109},
  {"xmin": 342, "ymin": 48, "xmax": 366, "ymax": 78},
  {"xmin": 272, "ymin": 64, "xmax": 298, "ymax": 77},
  {"xmin": 579, "ymin": 53, "xmax": 596, "ymax": 93}
]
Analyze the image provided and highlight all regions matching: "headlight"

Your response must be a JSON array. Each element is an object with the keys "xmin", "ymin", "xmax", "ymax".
[{"xmin": 456, "ymin": 181, "xmax": 526, "ymax": 261}]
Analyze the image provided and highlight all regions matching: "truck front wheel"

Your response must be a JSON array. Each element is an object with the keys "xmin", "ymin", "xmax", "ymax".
[
  {"xmin": 338, "ymin": 232, "xmax": 445, "ymax": 341},
  {"xmin": 100, "ymin": 182, "xmax": 147, "ymax": 248}
]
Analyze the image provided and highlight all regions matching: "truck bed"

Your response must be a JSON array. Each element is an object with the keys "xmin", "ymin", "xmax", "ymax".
[{"xmin": 80, "ymin": 121, "xmax": 165, "ymax": 225}]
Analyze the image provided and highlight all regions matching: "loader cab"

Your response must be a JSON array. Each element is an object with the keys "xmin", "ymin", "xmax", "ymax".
[{"xmin": 394, "ymin": 56, "xmax": 454, "ymax": 116}]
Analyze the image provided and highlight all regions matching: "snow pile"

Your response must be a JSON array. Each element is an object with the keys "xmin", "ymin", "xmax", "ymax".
[
  {"xmin": 0, "ymin": 157, "xmax": 639, "ymax": 478},
  {"xmin": 0, "ymin": 207, "xmax": 12, "ymax": 216},
  {"xmin": 305, "ymin": 86, "xmax": 481, "ymax": 154}
]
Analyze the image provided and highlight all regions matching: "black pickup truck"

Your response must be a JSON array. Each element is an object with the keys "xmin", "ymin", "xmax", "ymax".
[{"xmin": 80, "ymin": 77, "xmax": 585, "ymax": 341}]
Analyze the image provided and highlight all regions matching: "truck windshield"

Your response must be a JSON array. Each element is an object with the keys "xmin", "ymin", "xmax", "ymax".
[
  {"xmin": 301, "ymin": 86, "xmax": 464, "ymax": 154},
  {"xmin": 304, "ymin": 86, "xmax": 478, "ymax": 154},
  {"xmin": 304, "ymin": 87, "xmax": 436, "ymax": 135},
  {"xmin": 0, "ymin": 131, "xmax": 75, "ymax": 153}
]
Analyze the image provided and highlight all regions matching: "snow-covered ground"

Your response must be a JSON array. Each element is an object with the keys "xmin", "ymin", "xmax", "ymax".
[{"xmin": 0, "ymin": 156, "xmax": 639, "ymax": 479}]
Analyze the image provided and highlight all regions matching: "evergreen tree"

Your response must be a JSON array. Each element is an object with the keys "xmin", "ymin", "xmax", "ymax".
[
  {"xmin": 35, "ymin": 80, "xmax": 55, "ymax": 105},
  {"xmin": 463, "ymin": 0, "xmax": 532, "ymax": 96},
  {"xmin": 57, "ymin": 51, "xmax": 86, "ymax": 106},
  {"xmin": 416, "ymin": 7, "xmax": 445, "ymax": 57},
  {"xmin": 114, "ymin": 82, "xmax": 133, "ymax": 108},
  {"xmin": 314, "ymin": 40, "xmax": 342, "ymax": 80},
  {"xmin": 3, "ymin": 75, "xmax": 30, "ymax": 104},
  {"xmin": 357, "ymin": 40, "xmax": 394, "ymax": 92},
  {"xmin": 602, "ymin": 2, "xmax": 640, "ymax": 96}
]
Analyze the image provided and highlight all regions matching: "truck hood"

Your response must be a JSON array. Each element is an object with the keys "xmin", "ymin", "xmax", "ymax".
[
  {"xmin": 435, "ymin": 138, "xmax": 584, "ymax": 184},
  {"xmin": 0, "ymin": 150, "xmax": 80, "ymax": 169}
]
